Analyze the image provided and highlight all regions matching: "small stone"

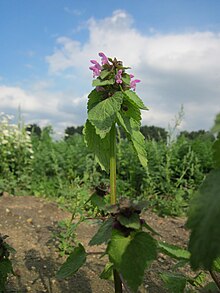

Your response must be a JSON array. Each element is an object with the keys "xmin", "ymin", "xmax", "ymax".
[
  {"xmin": 26, "ymin": 286, "xmax": 32, "ymax": 291},
  {"xmin": 43, "ymin": 265, "xmax": 47, "ymax": 269},
  {"xmin": 6, "ymin": 208, "xmax": 10, "ymax": 213},
  {"xmin": 26, "ymin": 218, "xmax": 33, "ymax": 224}
]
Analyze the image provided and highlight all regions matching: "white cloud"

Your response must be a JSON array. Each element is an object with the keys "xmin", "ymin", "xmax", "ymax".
[{"xmin": 45, "ymin": 10, "xmax": 220, "ymax": 131}]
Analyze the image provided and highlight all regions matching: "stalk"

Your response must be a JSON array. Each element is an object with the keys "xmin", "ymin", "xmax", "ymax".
[
  {"xmin": 110, "ymin": 124, "xmax": 117, "ymax": 205},
  {"xmin": 110, "ymin": 124, "xmax": 122, "ymax": 293}
]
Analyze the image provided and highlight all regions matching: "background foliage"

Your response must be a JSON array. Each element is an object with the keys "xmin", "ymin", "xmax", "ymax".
[{"xmin": 0, "ymin": 115, "xmax": 214, "ymax": 216}]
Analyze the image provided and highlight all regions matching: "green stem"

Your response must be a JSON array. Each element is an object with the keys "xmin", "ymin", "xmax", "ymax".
[
  {"xmin": 110, "ymin": 124, "xmax": 122, "ymax": 293},
  {"xmin": 110, "ymin": 124, "xmax": 117, "ymax": 205}
]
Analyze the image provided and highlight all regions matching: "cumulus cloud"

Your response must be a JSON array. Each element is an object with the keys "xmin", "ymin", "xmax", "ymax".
[
  {"xmin": 0, "ymin": 85, "xmax": 87, "ymax": 133},
  {"xmin": 46, "ymin": 9, "xmax": 220, "ymax": 131}
]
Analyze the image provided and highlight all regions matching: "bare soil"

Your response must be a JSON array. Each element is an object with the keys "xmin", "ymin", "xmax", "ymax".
[{"xmin": 0, "ymin": 193, "xmax": 200, "ymax": 293}]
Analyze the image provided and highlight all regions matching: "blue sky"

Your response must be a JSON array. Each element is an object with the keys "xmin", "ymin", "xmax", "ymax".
[{"xmin": 0, "ymin": 0, "xmax": 220, "ymax": 134}]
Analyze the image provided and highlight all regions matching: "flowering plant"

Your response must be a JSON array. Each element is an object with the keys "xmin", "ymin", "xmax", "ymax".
[{"xmin": 57, "ymin": 53, "xmax": 156, "ymax": 293}]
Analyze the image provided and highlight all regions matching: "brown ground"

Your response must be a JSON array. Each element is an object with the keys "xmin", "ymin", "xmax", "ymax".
[{"xmin": 0, "ymin": 193, "xmax": 209, "ymax": 293}]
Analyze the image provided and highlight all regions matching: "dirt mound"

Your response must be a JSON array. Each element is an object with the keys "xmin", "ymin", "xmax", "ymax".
[{"xmin": 0, "ymin": 194, "xmax": 189, "ymax": 293}]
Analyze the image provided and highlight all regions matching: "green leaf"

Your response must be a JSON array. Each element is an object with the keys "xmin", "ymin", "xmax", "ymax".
[
  {"xmin": 158, "ymin": 241, "xmax": 190, "ymax": 260},
  {"xmin": 107, "ymin": 230, "xmax": 131, "ymax": 269},
  {"xmin": 87, "ymin": 89, "xmax": 103, "ymax": 111},
  {"xmin": 120, "ymin": 232, "xmax": 157, "ymax": 292},
  {"xmin": 83, "ymin": 120, "xmax": 110, "ymax": 172},
  {"xmin": 117, "ymin": 213, "xmax": 141, "ymax": 230},
  {"xmin": 56, "ymin": 244, "xmax": 86, "ymax": 279},
  {"xmin": 212, "ymin": 257, "xmax": 220, "ymax": 272},
  {"xmin": 90, "ymin": 193, "xmax": 106, "ymax": 210},
  {"xmin": 0, "ymin": 258, "xmax": 13, "ymax": 275},
  {"xmin": 160, "ymin": 272, "xmax": 187, "ymax": 293},
  {"xmin": 121, "ymin": 73, "xmax": 131, "ymax": 85},
  {"xmin": 123, "ymin": 90, "xmax": 148, "ymax": 110},
  {"xmin": 213, "ymin": 138, "xmax": 220, "ymax": 169},
  {"xmin": 187, "ymin": 169, "xmax": 220, "ymax": 270},
  {"xmin": 99, "ymin": 70, "xmax": 111, "ymax": 80},
  {"xmin": 117, "ymin": 112, "xmax": 147, "ymax": 168},
  {"xmin": 100, "ymin": 262, "xmax": 114, "ymax": 280},
  {"xmin": 88, "ymin": 91, "xmax": 123, "ymax": 138},
  {"xmin": 211, "ymin": 113, "xmax": 220, "ymax": 134},
  {"xmin": 142, "ymin": 221, "xmax": 160, "ymax": 236},
  {"xmin": 202, "ymin": 282, "xmax": 219, "ymax": 292},
  {"xmin": 92, "ymin": 78, "xmax": 115, "ymax": 87},
  {"xmin": 89, "ymin": 218, "xmax": 114, "ymax": 246}
]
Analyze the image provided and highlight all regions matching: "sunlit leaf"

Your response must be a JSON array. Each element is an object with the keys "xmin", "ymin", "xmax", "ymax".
[{"xmin": 120, "ymin": 232, "xmax": 157, "ymax": 292}]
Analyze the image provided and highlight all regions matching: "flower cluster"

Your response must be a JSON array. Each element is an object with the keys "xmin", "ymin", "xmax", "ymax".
[
  {"xmin": 89, "ymin": 52, "xmax": 140, "ymax": 91},
  {"xmin": 0, "ymin": 113, "xmax": 34, "ymax": 182}
]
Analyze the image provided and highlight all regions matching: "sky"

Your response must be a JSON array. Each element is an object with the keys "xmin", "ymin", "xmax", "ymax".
[{"xmin": 0, "ymin": 0, "xmax": 220, "ymax": 135}]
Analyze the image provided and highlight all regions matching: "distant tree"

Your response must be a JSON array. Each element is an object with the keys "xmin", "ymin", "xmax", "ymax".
[
  {"xmin": 26, "ymin": 123, "xmax": 42, "ymax": 137},
  {"xmin": 64, "ymin": 126, "xmax": 83, "ymax": 139},
  {"xmin": 140, "ymin": 125, "xmax": 168, "ymax": 142},
  {"xmin": 179, "ymin": 130, "xmax": 215, "ymax": 141}
]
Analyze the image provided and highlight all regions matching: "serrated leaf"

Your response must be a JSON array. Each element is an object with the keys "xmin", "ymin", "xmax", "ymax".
[
  {"xmin": 211, "ymin": 113, "xmax": 220, "ymax": 134},
  {"xmin": 123, "ymin": 90, "xmax": 148, "ymax": 110},
  {"xmin": 117, "ymin": 112, "xmax": 147, "ymax": 168},
  {"xmin": 160, "ymin": 272, "xmax": 186, "ymax": 293},
  {"xmin": 89, "ymin": 217, "xmax": 113, "ymax": 246},
  {"xmin": 107, "ymin": 230, "xmax": 131, "ymax": 269},
  {"xmin": 100, "ymin": 262, "xmax": 114, "ymax": 280},
  {"xmin": 88, "ymin": 91, "xmax": 123, "ymax": 138},
  {"xmin": 117, "ymin": 213, "xmax": 141, "ymax": 230},
  {"xmin": 92, "ymin": 78, "xmax": 115, "ymax": 87},
  {"xmin": 213, "ymin": 138, "xmax": 220, "ymax": 169},
  {"xmin": 120, "ymin": 232, "xmax": 157, "ymax": 292},
  {"xmin": 83, "ymin": 120, "xmax": 110, "ymax": 172},
  {"xmin": 56, "ymin": 244, "xmax": 86, "ymax": 279},
  {"xmin": 87, "ymin": 89, "xmax": 103, "ymax": 111},
  {"xmin": 187, "ymin": 169, "xmax": 220, "ymax": 270},
  {"xmin": 158, "ymin": 241, "xmax": 190, "ymax": 260}
]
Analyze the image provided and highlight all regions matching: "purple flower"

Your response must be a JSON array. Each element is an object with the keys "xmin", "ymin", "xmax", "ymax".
[
  {"xmin": 99, "ymin": 52, "xmax": 109, "ymax": 65},
  {"xmin": 130, "ymin": 78, "xmax": 141, "ymax": 91},
  {"xmin": 89, "ymin": 59, "xmax": 102, "ymax": 77},
  {"xmin": 115, "ymin": 69, "xmax": 123, "ymax": 84}
]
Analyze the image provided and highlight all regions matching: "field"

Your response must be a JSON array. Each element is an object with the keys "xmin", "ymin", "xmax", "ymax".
[{"xmin": 0, "ymin": 113, "xmax": 219, "ymax": 292}]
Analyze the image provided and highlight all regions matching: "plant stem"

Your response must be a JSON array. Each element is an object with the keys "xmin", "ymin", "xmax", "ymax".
[
  {"xmin": 110, "ymin": 124, "xmax": 122, "ymax": 293},
  {"xmin": 114, "ymin": 270, "xmax": 123, "ymax": 293},
  {"xmin": 110, "ymin": 124, "xmax": 117, "ymax": 205}
]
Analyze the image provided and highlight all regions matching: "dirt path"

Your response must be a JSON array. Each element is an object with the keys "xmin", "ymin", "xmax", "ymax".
[{"xmin": 0, "ymin": 194, "xmax": 190, "ymax": 293}]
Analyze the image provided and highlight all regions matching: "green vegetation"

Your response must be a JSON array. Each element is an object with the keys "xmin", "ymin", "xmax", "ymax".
[{"xmin": 0, "ymin": 112, "xmax": 214, "ymax": 216}]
